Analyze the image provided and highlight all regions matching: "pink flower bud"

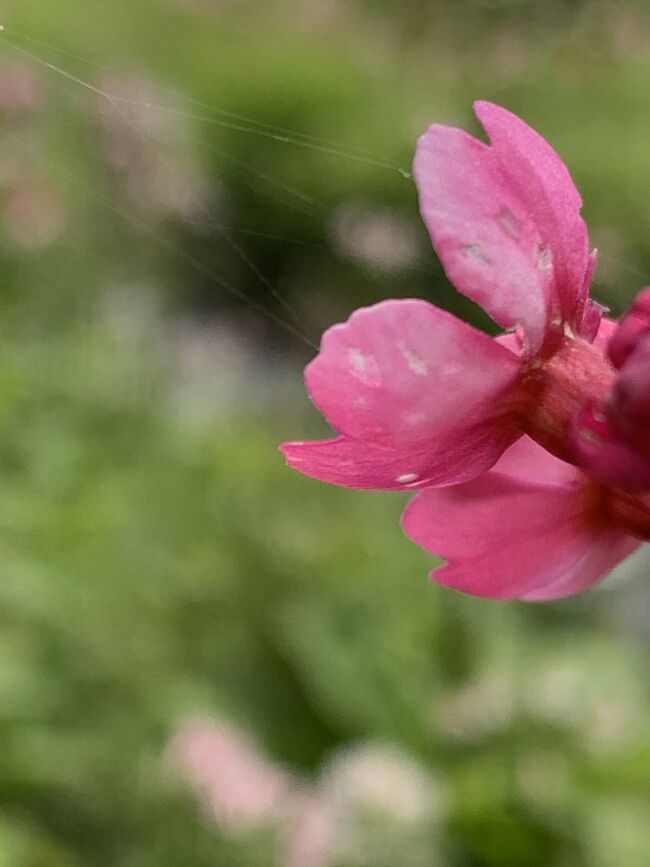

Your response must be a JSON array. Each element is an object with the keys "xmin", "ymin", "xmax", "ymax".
[{"xmin": 608, "ymin": 287, "xmax": 650, "ymax": 369}]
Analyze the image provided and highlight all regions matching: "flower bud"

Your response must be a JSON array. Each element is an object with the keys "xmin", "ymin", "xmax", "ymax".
[{"xmin": 607, "ymin": 287, "xmax": 650, "ymax": 369}]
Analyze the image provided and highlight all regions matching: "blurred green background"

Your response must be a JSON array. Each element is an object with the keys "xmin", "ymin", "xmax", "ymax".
[{"xmin": 0, "ymin": 0, "xmax": 648, "ymax": 865}]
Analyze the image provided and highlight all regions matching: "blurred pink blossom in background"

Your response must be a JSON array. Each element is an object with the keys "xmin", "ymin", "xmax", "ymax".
[
  {"xmin": 329, "ymin": 201, "xmax": 421, "ymax": 273},
  {"xmin": 281, "ymin": 792, "xmax": 335, "ymax": 867},
  {"xmin": 96, "ymin": 73, "xmax": 211, "ymax": 220},
  {"xmin": 0, "ymin": 60, "xmax": 43, "ymax": 115},
  {"xmin": 3, "ymin": 181, "xmax": 65, "ymax": 249},
  {"xmin": 169, "ymin": 718, "xmax": 292, "ymax": 832},
  {"xmin": 170, "ymin": 719, "xmax": 444, "ymax": 866}
]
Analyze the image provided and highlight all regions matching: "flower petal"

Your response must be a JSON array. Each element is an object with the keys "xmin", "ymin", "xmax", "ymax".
[
  {"xmin": 577, "ymin": 253, "xmax": 602, "ymax": 340},
  {"xmin": 611, "ymin": 335, "xmax": 650, "ymax": 444},
  {"xmin": 592, "ymin": 315, "xmax": 618, "ymax": 354},
  {"xmin": 571, "ymin": 403, "xmax": 650, "ymax": 491},
  {"xmin": 281, "ymin": 422, "xmax": 517, "ymax": 491},
  {"xmin": 475, "ymin": 101, "xmax": 590, "ymax": 329},
  {"xmin": 413, "ymin": 102, "xmax": 590, "ymax": 353},
  {"xmin": 280, "ymin": 299, "xmax": 523, "ymax": 490},
  {"xmin": 401, "ymin": 437, "xmax": 639, "ymax": 599},
  {"xmin": 607, "ymin": 286, "xmax": 650, "ymax": 369},
  {"xmin": 521, "ymin": 533, "xmax": 640, "ymax": 601},
  {"xmin": 305, "ymin": 299, "xmax": 521, "ymax": 448},
  {"xmin": 572, "ymin": 332, "xmax": 650, "ymax": 491}
]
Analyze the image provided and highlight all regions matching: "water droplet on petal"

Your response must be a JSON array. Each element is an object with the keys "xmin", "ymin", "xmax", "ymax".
[{"xmin": 396, "ymin": 473, "xmax": 419, "ymax": 484}]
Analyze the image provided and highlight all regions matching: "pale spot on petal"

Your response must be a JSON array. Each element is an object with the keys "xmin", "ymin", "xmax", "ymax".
[
  {"xmin": 563, "ymin": 322, "xmax": 576, "ymax": 338},
  {"xmin": 396, "ymin": 472, "xmax": 419, "ymax": 484},
  {"xmin": 578, "ymin": 427, "xmax": 602, "ymax": 445},
  {"xmin": 459, "ymin": 243, "xmax": 492, "ymax": 264},
  {"xmin": 536, "ymin": 243, "xmax": 553, "ymax": 272},
  {"xmin": 347, "ymin": 347, "xmax": 382, "ymax": 387},
  {"xmin": 496, "ymin": 207, "xmax": 522, "ymax": 240},
  {"xmin": 404, "ymin": 411, "xmax": 427, "ymax": 426},
  {"xmin": 348, "ymin": 347, "xmax": 366, "ymax": 371},
  {"xmin": 398, "ymin": 341, "xmax": 428, "ymax": 375}
]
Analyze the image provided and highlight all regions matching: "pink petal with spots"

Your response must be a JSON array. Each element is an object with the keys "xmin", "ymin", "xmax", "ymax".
[
  {"xmin": 413, "ymin": 102, "xmax": 590, "ymax": 354},
  {"xmin": 475, "ymin": 102, "xmax": 591, "ymax": 327},
  {"xmin": 280, "ymin": 299, "xmax": 522, "ymax": 490},
  {"xmin": 305, "ymin": 299, "xmax": 521, "ymax": 447},
  {"xmin": 281, "ymin": 423, "xmax": 517, "ymax": 491},
  {"xmin": 401, "ymin": 437, "xmax": 639, "ymax": 600}
]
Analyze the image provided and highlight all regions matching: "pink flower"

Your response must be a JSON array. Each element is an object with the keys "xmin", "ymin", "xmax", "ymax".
[
  {"xmin": 169, "ymin": 718, "xmax": 293, "ymax": 831},
  {"xmin": 281, "ymin": 102, "xmax": 650, "ymax": 599},
  {"xmin": 281, "ymin": 792, "xmax": 336, "ymax": 867}
]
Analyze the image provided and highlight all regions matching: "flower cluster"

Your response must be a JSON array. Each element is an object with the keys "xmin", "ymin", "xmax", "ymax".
[
  {"xmin": 281, "ymin": 102, "xmax": 650, "ymax": 600},
  {"xmin": 170, "ymin": 718, "xmax": 444, "ymax": 867}
]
